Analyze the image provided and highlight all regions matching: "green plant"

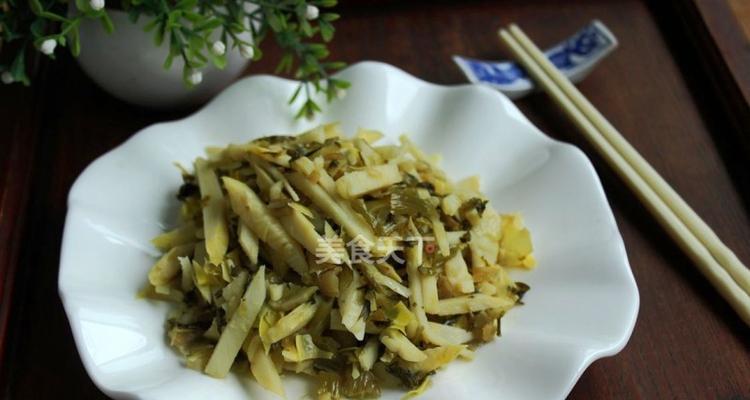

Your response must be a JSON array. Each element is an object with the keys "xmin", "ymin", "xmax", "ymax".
[{"xmin": 0, "ymin": 0, "xmax": 348, "ymax": 117}]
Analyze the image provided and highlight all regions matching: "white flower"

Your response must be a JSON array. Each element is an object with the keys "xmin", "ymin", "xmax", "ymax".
[
  {"xmin": 40, "ymin": 39, "xmax": 57, "ymax": 56},
  {"xmin": 90, "ymin": 0, "xmax": 105, "ymax": 11},
  {"xmin": 239, "ymin": 44, "xmax": 255, "ymax": 60},
  {"xmin": 187, "ymin": 70, "xmax": 203, "ymax": 85},
  {"xmin": 305, "ymin": 5, "xmax": 319, "ymax": 20},
  {"xmin": 211, "ymin": 41, "xmax": 226, "ymax": 56},
  {"xmin": 1, "ymin": 71, "xmax": 13, "ymax": 84}
]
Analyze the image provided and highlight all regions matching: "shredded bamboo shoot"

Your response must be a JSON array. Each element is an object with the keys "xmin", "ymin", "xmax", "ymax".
[{"xmin": 145, "ymin": 125, "xmax": 536, "ymax": 399}]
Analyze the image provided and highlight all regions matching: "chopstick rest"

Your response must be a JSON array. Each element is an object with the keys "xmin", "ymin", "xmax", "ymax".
[{"xmin": 454, "ymin": 20, "xmax": 617, "ymax": 99}]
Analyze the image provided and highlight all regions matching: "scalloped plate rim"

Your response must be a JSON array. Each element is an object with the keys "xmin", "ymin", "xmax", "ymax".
[{"xmin": 59, "ymin": 61, "xmax": 639, "ymax": 400}]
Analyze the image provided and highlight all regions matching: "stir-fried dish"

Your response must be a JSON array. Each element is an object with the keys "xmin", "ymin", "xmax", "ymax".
[{"xmin": 142, "ymin": 124, "xmax": 536, "ymax": 399}]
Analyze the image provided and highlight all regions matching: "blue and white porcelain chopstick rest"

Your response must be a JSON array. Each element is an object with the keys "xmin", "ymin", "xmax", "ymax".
[{"xmin": 453, "ymin": 20, "xmax": 618, "ymax": 99}]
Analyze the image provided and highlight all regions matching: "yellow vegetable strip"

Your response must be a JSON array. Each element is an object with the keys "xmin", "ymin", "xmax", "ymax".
[
  {"xmin": 178, "ymin": 256, "xmax": 195, "ymax": 292},
  {"xmin": 355, "ymin": 127, "xmax": 384, "ymax": 144},
  {"xmin": 420, "ymin": 273, "xmax": 439, "ymax": 311},
  {"xmin": 405, "ymin": 228, "xmax": 472, "ymax": 346},
  {"xmin": 195, "ymin": 158, "xmax": 229, "ymax": 265},
  {"xmin": 361, "ymin": 263, "xmax": 410, "ymax": 298},
  {"xmin": 191, "ymin": 260, "xmax": 212, "ymax": 303},
  {"xmin": 354, "ymin": 138, "xmax": 384, "ymax": 166},
  {"xmin": 266, "ymin": 302, "xmax": 319, "ymax": 344},
  {"xmin": 427, "ymin": 294, "xmax": 515, "ymax": 316},
  {"xmin": 251, "ymin": 155, "xmax": 300, "ymax": 202},
  {"xmin": 223, "ymin": 177, "xmax": 308, "ymax": 275},
  {"xmin": 252, "ymin": 163, "xmax": 275, "ymax": 198},
  {"xmin": 380, "ymin": 329, "xmax": 426, "ymax": 362},
  {"xmin": 468, "ymin": 206, "xmax": 502, "ymax": 268},
  {"xmin": 249, "ymin": 336, "xmax": 286, "ymax": 397},
  {"xmin": 151, "ymin": 221, "xmax": 196, "ymax": 252},
  {"xmin": 205, "ymin": 266, "xmax": 266, "ymax": 378},
  {"xmin": 424, "ymin": 322, "xmax": 473, "ymax": 345},
  {"xmin": 306, "ymin": 297, "xmax": 333, "ymax": 338},
  {"xmin": 408, "ymin": 345, "xmax": 465, "ymax": 372},
  {"xmin": 335, "ymin": 164, "xmax": 402, "ymax": 199},
  {"xmin": 444, "ymin": 253, "xmax": 475, "ymax": 294},
  {"xmin": 148, "ymin": 243, "xmax": 194, "ymax": 286},
  {"xmin": 430, "ymin": 217, "xmax": 451, "ymax": 257},
  {"xmin": 357, "ymin": 337, "xmax": 380, "ymax": 371},
  {"xmin": 222, "ymin": 270, "xmax": 249, "ymax": 318},
  {"xmin": 279, "ymin": 207, "xmax": 344, "ymax": 264},
  {"xmin": 287, "ymin": 172, "xmax": 379, "ymax": 250},
  {"xmin": 238, "ymin": 222, "xmax": 259, "ymax": 265},
  {"xmin": 338, "ymin": 268, "xmax": 367, "ymax": 340}
]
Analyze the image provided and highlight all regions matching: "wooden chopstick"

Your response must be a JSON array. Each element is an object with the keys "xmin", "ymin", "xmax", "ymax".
[
  {"xmin": 507, "ymin": 24, "xmax": 750, "ymax": 297},
  {"xmin": 498, "ymin": 26, "xmax": 750, "ymax": 325}
]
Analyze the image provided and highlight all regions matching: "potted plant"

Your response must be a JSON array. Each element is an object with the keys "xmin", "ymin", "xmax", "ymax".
[{"xmin": 0, "ymin": 0, "xmax": 348, "ymax": 116}]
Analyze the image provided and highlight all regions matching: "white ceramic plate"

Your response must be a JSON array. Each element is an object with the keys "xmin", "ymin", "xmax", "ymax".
[{"xmin": 59, "ymin": 61, "xmax": 639, "ymax": 400}]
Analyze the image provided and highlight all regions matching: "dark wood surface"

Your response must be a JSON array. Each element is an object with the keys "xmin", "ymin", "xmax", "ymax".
[
  {"xmin": 1, "ymin": 0, "xmax": 749, "ymax": 398},
  {"xmin": 694, "ymin": 0, "xmax": 750, "ymax": 110},
  {"xmin": 658, "ymin": 0, "xmax": 750, "ymax": 204}
]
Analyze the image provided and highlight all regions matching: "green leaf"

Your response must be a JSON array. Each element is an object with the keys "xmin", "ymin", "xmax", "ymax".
[
  {"xmin": 210, "ymin": 52, "xmax": 227, "ymax": 70},
  {"xmin": 288, "ymin": 83, "xmax": 303, "ymax": 105},
  {"xmin": 153, "ymin": 24, "xmax": 165, "ymax": 46},
  {"xmin": 319, "ymin": 20, "xmax": 334, "ymax": 42},
  {"xmin": 40, "ymin": 11, "xmax": 68, "ymax": 23},
  {"xmin": 74, "ymin": 0, "xmax": 89, "ymax": 12},
  {"xmin": 330, "ymin": 78, "xmax": 350, "ymax": 89},
  {"xmin": 303, "ymin": 53, "xmax": 317, "ymax": 68},
  {"xmin": 326, "ymin": 62, "xmax": 347, "ymax": 71},
  {"xmin": 30, "ymin": 19, "xmax": 46, "ymax": 38},
  {"xmin": 183, "ymin": 11, "xmax": 204, "ymax": 24},
  {"xmin": 176, "ymin": 0, "xmax": 198, "ymax": 9},
  {"xmin": 322, "ymin": 13, "xmax": 340, "ymax": 22},
  {"xmin": 309, "ymin": 100, "xmax": 322, "ymax": 112},
  {"xmin": 69, "ymin": 28, "xmax": 81, "ymax": 56},
  {"xmin": 182, "ymin": 66, "xmax": 195, "ymax": 88},
  {"xmin": 101, "ymin": 13, "xmax": 115, "ymax": 34},
  {"xmin": 295, "ymin": 3, "xmax": 306, "ymax": 19},
  {"xmin": 295, "ymin": 102, "xmax": 311, "ymax": 119},
  {"xmin": 252, "ymin": 46, "xmax": 263, "ymax": 61},
  {"xmin": 275, "ymin": 53, "xmax": 293, "ymax": 74},
  {"xmin": 167, "ymin": 11, "xmax": 182, "ymax": 29},
  {"xmin": 29, "ymin": 0, "xmax": 44, "ymax": 15},
  {"xmin": 143, "ymin": 18, "xmax": 160, "ymax": 32},
  {"xmin": 189, "ymin": 35, "xmax": 205, "ymax": 51},
  {"xmin": 229, "ymin": 22, "xmax": 245, "ymax": 34},
  {"xmin": 128, "ymin": 9, "xmax": 141, "ymax": 24},
  {"xmin": 308, "ymin": 44, "xmax": 329, "ymax": 59},
  {"xmin": 163, "ymin": 52, "xmax": 175, "ymax": 69},
  {"xmin": 300, "ymin": 20, "xmax": 313, "ymax": 37},
  {"xmin": 266, "ymin": 11, "xmax": 284, "ymax": 32},
  {"xmin": 195, "ymin": 18, "xmax": 223, "ymax": 32},
  {"xmin": 191, "ymin": 49, "xmax": 208, "ymax": 64},
  {"xmin": 9, "ymin": 49, "xmax": 30, "ymax": 86}
]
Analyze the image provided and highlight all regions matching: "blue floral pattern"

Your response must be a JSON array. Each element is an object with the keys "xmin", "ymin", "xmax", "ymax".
[{"xmin": 454, "ymin": 21, "xmax": 616, "ymax": 90}]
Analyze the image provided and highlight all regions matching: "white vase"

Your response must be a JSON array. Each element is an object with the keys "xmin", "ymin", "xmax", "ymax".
[{"xmin": 75, "ymin": 9, "xmax": 251, "ymax": 108}]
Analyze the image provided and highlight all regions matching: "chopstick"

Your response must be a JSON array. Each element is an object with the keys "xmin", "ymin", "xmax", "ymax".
[
  {"xmin": 506, "ymin": 25, "xmax": 750, "ymax": 296},
  {"xmin": 498, "ymin": 25, "xmax": 750, "ymax": 325}
]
